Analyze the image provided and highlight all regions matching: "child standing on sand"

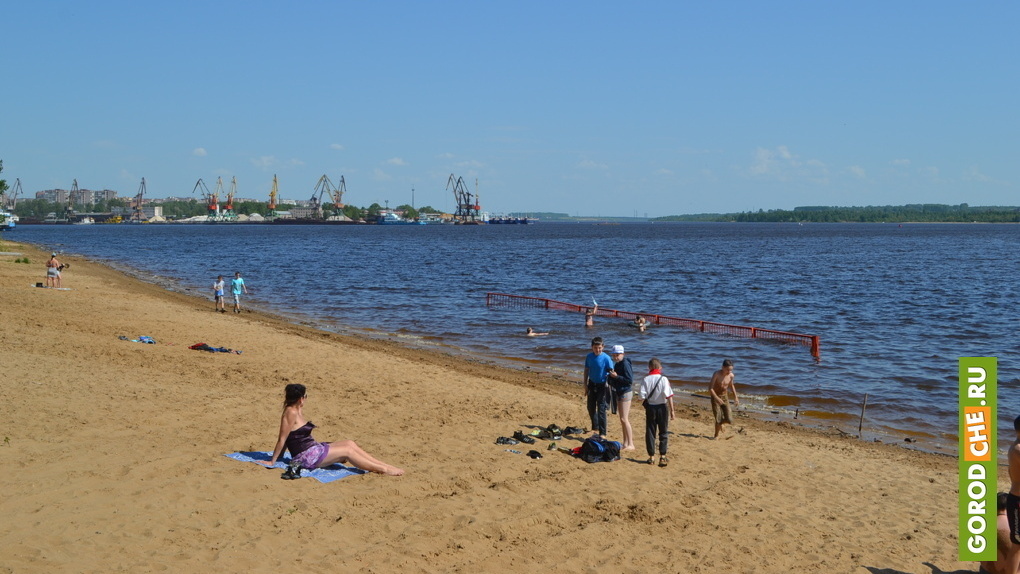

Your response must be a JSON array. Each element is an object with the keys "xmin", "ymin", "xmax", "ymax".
[
  {"xmin": 213, "ymin": 275, "xmax": 226, "ymax": 313},
  {"xmin": 607, "ymin": 344, "xmax": 635, "ymax": 451},
  {"xmin": 639, "ymin": 358, "xmax": 674, "ymax": 467},
  {"xmin": 708, "ymin": 359, "xmax": 739, "ymax": 439}
]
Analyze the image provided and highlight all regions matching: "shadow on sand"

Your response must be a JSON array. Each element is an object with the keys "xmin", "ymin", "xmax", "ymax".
[{"xmin": 864, "ymin": 561, "xmax": 975, "ymax": 574}]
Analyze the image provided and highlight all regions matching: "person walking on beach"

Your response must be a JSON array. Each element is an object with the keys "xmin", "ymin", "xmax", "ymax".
[
  {"xmin": 583, "ymin": 336, "xmax": 613, "ymax": 437},
  {"xmin": 262, "ymin": 383, "xmax": 404, "ymax": 476},
  {"xmin": 45, "ymin": 252, "xmax": 61, "ymax": 288},
  {"xmin": 708, "ymin": 359, "xmax": 739, "ymax": 439},
  {"xmin": 231, "ymin": 271, "xmax": 248, "ymax": 313},
  {"xmin": 607, "ymin": 344, "xmax": 635, "ymax": 451},
  {"xmin": 980, "ymin": 492, "xmax": 1020, "ymax": 574},
  {"xmin": 639, "ymin": 357, "xmax": 674, "ymax": 467},
  {"xmin": 213, "ymin": 275, "xmax": 226, "ymax": 313},
  {"xmin": 1007, "ymin": 415, "xmax": 1020, "ymax": 545}
]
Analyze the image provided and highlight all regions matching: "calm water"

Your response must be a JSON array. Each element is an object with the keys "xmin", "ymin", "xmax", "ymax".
[{"xmin": 12, "ymin": 222, "xmax": 1019, "ymax": 453}]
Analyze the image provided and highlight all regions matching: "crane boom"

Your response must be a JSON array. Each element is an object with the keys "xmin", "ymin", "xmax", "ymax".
[
  {"xmin": 192, "ymin": 178, "xmax": 215, "ymax": 218},
  {"xmin": 130, "ymin": 178, "xmax": 147, "ymax": 222},
  {"xmin": 332, "ymin": 175, "xmax": 346, "ymax": 209},
  {"xmin": 225, "ymin": 176, "xmax": 237, "ymax": 212},
  {"xmin": 268, "ymin": 174, "xmax": 278, "ymax": 211},
  {"xmin": 446, "ymin": 173, "xmax": 481, "ymax": 222}
]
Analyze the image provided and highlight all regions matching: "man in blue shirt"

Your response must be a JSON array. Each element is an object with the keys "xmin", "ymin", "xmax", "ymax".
[
  {"xmin": 231, "ymin": 271, "xmax": 249, "ymax": 313},
  {"xmin": 583, "ymin": 337, "xmax": 614, "ymax": 437}
]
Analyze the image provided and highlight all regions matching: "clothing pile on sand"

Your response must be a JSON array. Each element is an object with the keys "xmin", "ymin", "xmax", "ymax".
[
  {"xmin": 189, "ymin": 342, "xmax": 242, "ymax": 354},
  {"xmin": 493, "ymin": 424, "xmax": 620, "ymax": 462}
]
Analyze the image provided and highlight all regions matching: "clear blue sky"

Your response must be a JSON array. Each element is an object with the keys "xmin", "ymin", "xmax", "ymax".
[{"xmin": 2, "ymin": 1, "xmax": 1016, "ymax": 216}]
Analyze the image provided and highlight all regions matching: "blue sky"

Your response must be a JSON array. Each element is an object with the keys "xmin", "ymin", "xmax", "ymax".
[{"xmin": 2, "ymin": 1, "xmax": 1016, "ymax": 216}]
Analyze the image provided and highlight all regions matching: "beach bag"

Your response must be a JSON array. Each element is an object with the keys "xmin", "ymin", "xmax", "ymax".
[
  {"xmin": 642, "ymin": 375, "xmax": 665, "ymax": 409},
  {"xmin": 578, "ymin": 436, "xmax": 621, "ymax": 463}
]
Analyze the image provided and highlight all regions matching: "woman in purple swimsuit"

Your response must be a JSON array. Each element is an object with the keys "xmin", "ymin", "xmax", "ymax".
[{"xmin": 263, "ymin": 384, "xmax": 404, "ymax": 476}]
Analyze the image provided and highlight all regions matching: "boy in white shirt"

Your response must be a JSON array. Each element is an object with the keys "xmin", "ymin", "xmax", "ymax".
[{"xmin": 639, "ymin": 358, "xmax": 675, "ymax": 467}]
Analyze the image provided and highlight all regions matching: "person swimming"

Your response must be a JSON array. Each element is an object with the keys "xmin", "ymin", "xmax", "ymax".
[{"xmin": 631, "ymin": 315, "xmax": 648, "ymax": 332}]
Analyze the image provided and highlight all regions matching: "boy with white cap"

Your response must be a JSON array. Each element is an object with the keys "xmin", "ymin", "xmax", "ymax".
[{"xmin": 607, "ymin": 344, "xmax": 635, "ymax": 450}]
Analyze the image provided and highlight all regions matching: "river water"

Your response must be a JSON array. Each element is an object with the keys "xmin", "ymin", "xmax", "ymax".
[{"xmin": 12, "ymin": 222, "xmax": 1018, "ymax": 453}]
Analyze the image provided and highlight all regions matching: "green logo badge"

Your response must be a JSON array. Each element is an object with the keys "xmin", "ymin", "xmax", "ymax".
[{"xmin": 959, "ymin": 357, "xmax": 997, "ymax": 560}]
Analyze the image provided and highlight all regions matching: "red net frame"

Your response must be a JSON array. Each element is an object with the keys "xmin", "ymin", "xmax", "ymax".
[{"xmin": 486, "ymin": 292, "xmax": 820, "ymax": 358}]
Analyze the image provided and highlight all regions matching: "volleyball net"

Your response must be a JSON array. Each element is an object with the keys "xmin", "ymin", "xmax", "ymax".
[{"xmin": 485, "ymin": 292, "xmax": 820, "ymax": 359}]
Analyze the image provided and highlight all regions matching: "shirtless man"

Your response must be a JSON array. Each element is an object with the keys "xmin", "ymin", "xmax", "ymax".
[
  {"xmin": 708, "ymin": 359, "xmax": 739, "ymax": 439},
  {"xmin": 585, "ymin": 303, "xmax": 598, "ymax": 327},
  {"xmin": 981, "ymin": 492, "xmax": 1020, "ymax": 574},
  {"xmin": 1006, "ymin": 416, "xmax": 1020, "ymax": 547},
  {"xmin": 525, "ymin": 328, "xmax": 549, "ymax": 336},
  {"xmin": 45, "ymin": 252, "xmax": 61, "ymax": 288}
]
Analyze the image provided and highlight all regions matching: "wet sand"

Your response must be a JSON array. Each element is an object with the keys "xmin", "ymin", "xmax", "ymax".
[{"xmin": 0, "ymin": 240, "xmax": 983, "ymax": 573}]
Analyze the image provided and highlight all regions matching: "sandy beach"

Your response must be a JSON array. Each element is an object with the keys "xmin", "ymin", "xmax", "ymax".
[{"xmin": 0, "ymin": 240, "xmax": 986, "ymax": 573}]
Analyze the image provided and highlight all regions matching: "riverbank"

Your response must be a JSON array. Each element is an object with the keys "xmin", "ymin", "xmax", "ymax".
[{"xmin": 0, "ymin": 240, "xmax": 982, "ymax": 573}]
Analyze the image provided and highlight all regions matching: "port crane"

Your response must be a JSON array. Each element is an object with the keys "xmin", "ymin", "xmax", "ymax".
[
  {"xmin": 212, "ymin": 177, "xmax": 226, "ymax": 218},
  {"xmin": 446, "ymin": 174, "xmax": 481, "ymax": 222},
  {"xmin": 130, "ymin": 178, "xmax": 147, "ymax": 222},
  {"xmin": 221, "ymin": 177, "xmax": 238, "ymax": 218},
  {"xmin": 267, "ymin": 174, "xmax": 279, "ymax": 214},
  {"xmin": 67, "ymin": 179, "xmax": 80, "ymax": 218},
  {"xmin": 192, "ymin": 178, "xmax": 217, "ymax": 218},
  {"xmin": 309, "ymin": 174, "xmax": 347, "ymax": 219},
  {"xmin": 1, "ymin": 178, "xmax": 21, "ymax": 210}
]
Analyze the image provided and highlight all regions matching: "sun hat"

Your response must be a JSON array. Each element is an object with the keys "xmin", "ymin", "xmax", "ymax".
[{"xmin": 610, "ymin": 344, "xmax": 625, "ymax": 354}]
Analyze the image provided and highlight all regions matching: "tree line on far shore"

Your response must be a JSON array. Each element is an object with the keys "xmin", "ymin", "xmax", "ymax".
[{"xmin": 653, "ymin": 204, "xmax": 1020, "ymax": 223}]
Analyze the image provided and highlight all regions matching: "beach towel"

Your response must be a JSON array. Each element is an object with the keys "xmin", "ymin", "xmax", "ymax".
[{"xmin": 224, "ymin": 451, "xmax": 367, "ymax": 483}]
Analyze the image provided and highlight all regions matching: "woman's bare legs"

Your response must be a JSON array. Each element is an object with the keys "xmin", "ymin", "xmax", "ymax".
[
  {"xmin": 619, "ymin": 396, "xmax": 635, "ymax": 450},
  {"xmin": 319, "ymin": 440, "xmax": 404, "ymax": 476}
]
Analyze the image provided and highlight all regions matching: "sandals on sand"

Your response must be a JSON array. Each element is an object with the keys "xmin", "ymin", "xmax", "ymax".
[
  {"xmin": 658, "ymin": 456, "xmax": 669, "ymax": 468},
  {"xmin": 495, "ymin": 436, "xmax": 520, "ymax": 445},
  {"xmin": 512, "ymin": 431, "xmax": 536, "ymax": 445},
  {"xmin": 281, "ymin": 461, "xmax": 303, "ymax": 480}
]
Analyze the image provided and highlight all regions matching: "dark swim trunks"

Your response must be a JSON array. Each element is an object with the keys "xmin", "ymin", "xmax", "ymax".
[{"xmin": 1008, "ymin": 493, "xmax": 1020, "ymax": 545}]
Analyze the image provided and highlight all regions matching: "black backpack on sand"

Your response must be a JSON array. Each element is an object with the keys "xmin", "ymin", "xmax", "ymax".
[{"xmin": 578, "ymin": 436, "xmax": 621, "ymax": 463}]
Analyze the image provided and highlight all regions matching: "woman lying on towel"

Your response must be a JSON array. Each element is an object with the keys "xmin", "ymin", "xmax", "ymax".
[{"xmin": 262, "ymin": 383, "xmax": 404, "ymax": 476}]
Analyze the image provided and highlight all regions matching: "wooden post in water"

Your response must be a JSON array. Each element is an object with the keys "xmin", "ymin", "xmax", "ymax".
[{"xmin": 858, "ymin": 393, "xmax": 869, "ymax": 439}]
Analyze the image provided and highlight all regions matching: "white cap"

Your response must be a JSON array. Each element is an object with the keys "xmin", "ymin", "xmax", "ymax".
[{"xmin": 610, "ymin": 344, "xmax": 625, "ymax": 354}]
